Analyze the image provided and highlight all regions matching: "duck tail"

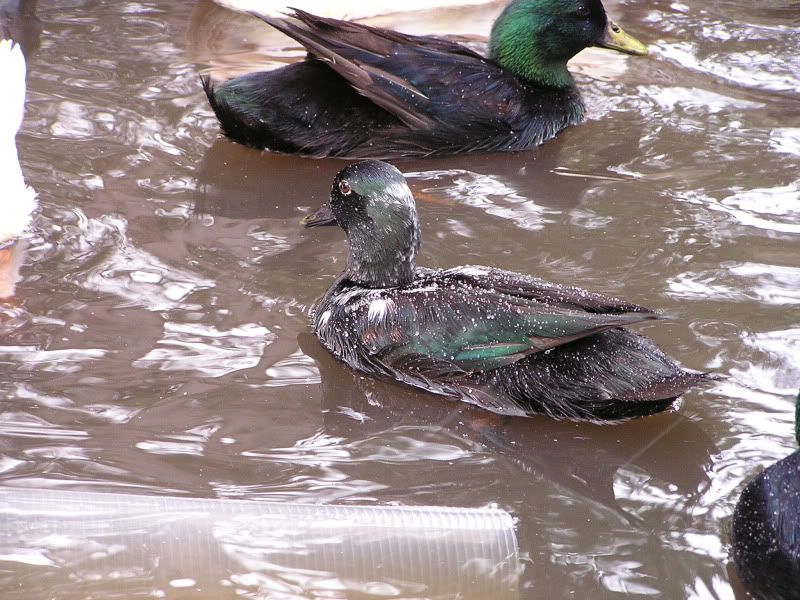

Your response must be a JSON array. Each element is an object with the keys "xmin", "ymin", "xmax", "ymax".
[
  {"xmin": 200, "ymin": 73, "xmax": 264, "ymax": 148},
  {"xmin": 201, "ymin": 72, "xmax": 293, "ymax": 151},
  {"xmin": 200, "ymin": 73, "xmax": 218, "ymax": 116},
  {"xmin": 201, "ymin": 73, "xmax": 240, "ymax": 143},
  {"xmin": 0, "ymin": 40, "xmax": 26, "ymax": 140}
]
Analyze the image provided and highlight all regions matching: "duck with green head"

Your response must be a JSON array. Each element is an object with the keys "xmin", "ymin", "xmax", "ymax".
[
  {"xmin": 202, "ymin": 0, "xmax": 648, "ymax": 158},
  {"xmin": 731, "ymin": 391, "xmax": 800, "ymax": 600},
  {"xmin": 304, "ymin": 161, "xmax": 708, "ymax": 422}
]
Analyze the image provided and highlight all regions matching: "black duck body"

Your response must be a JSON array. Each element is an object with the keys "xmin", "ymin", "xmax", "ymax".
[
  {"xmin": 202, "ymin": 1, "xmax": 647, "ymax": 159},
  {"xmin": 314, "ymin": 268, "xmax": 706, "ymax": 422},
  {"xmin": 731, "ymin": 393, "xmax": 800, "ymax": 600},
  {"xmin": 307, "ymin": 161, "xmax": 708, "ymax": 423},
  {"xmin": 202, "ymin": 19, "xmax": 583, "ymax": 158}
]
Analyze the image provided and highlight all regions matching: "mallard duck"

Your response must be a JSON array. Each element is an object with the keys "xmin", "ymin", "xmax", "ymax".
[
  {"xmin": 0, "ymin": 39, "xmax": 36, "ymax": 299},
  {"xmin": 201, "ymin": 0, "xmax": 648, "ymax": 159},
  {"xmin": 303, "ymin": 160, "xmax": 708, "ymax": 422},
  {"xmin": 731, "ymin": 391, "xmax": 800, "ymax": 600}
]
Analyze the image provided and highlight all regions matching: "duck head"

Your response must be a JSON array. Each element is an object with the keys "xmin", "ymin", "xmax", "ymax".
[
  {"xmin": 304, "ymin": 160, "xmax": 420, "ymax": 289},
  {"xmin": 489, "ymin": 0, "xmax": 648, "ymax": 88}
]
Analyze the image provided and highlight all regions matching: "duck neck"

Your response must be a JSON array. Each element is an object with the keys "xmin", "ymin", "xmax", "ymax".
[
  {"xmin": 489, "ymin": 4, "xmax": 575, "ymax": 88},
  {"xmin": 344, "ymin": 210, "xmax": 420, "ymax": 289}
]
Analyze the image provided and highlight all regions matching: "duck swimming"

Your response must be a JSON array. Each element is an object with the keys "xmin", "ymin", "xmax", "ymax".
[
  {"xmin": 202, "ymin": 0, "xmax": 648, "ymax": 159},
  {"xmin": 731, "ymin": 391, "xmax": 800, "ymax": 600},
  {"xmin": 304, "ymin": 161, "xmax": 708, "ymax": 422}
]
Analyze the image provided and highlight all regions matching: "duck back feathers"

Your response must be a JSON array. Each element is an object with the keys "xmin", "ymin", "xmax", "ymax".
[
  {"xmin": 202, "ymin": 9, "xmax": 585, "ymax": 158},
  {"xmin": 314, "ymin": 265, "xmax": 707, "ymax": 422}
]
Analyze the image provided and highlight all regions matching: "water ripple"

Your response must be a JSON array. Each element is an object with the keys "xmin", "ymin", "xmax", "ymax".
[
  {"xmin": 667, "ymin": 262, "xmax": 800, "ymax": 305},
  {"xmin": 406, "ymin": 169, "xmax": 557, "ymax": 231},
  {"xmin": 674, "ymin": 186, "xmax": 800, "ymax": 236},
  {"xmin": 51, "ymin": 211, "xmax": 216, "ymax": 311},
  {"xmin": 133, "ymin": 321, "xmax": 274, "ymax": 377}
]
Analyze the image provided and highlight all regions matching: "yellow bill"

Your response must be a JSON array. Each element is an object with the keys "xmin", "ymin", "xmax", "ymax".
[{"xmin": 596, "ymin": 20, "xmax": 649, "ymax": 56}]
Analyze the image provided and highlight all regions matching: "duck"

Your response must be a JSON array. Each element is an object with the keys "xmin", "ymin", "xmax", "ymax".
[
  {"xmin": 201, "ymin": 0, "xmax": 648, "ymax": 159},
  {"xmin": 0, "ymin": 38, "xmax": 36, "ymax": 299},
  {"xmin": 731, "ymin": 391, "xmax": 800, "ymax": 600},
  {"xmin": 303, "ymin": 160, "xmax": 708, "ymax": 423}
]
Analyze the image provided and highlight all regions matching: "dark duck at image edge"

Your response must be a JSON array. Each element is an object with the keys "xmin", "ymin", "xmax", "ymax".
[
  {"xmin": 201, "ymin": 0, "xmax": 648, "ymax": 159},
  {"xmin": 304, "ymin": 160, "xmax": 709, "ymax": 423},
  {"xmin": 731, "ymin": 391, "xmax": 800, "ymax": 600}
]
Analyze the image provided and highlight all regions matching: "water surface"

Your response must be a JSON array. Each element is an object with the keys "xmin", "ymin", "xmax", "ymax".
[{"xmin": 2, "ymin": 0, "xmax": 799, "ymax": 598}]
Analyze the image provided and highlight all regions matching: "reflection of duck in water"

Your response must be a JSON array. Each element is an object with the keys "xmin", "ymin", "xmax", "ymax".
[
  {"xmin": 0, "ymin": 38, "xmax": 36, "ymax": 299},
  {"xmin": 297, "ymin": 331, "xmax": 716, "ymax": 524},
  {"xmin": 731, "ymin": 391, "xmax": 800, "ymax": 600}
]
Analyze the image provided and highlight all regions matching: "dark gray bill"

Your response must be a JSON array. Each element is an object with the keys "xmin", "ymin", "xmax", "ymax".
[{"xmin": 301, "ymin": 203, "xmax": 337, "ymax": 228}]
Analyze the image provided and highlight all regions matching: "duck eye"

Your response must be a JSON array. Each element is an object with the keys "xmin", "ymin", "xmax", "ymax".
[
  {"xmin": 575, "ymin": 5, "xmax": 590, "ymax": 17},
  {"xmin": 339, "ymin": 180, "xmax": 352, "ymax": 196}
]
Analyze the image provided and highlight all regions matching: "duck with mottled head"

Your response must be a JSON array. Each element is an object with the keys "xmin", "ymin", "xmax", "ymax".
[{"xmin": 305, "ymin": 161, "xmax": 709, "ymax": 423}]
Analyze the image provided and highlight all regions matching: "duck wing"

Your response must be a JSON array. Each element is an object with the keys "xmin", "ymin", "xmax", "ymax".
[
  {"xmin": 437, "ymin": 266, "xmax": 655, "ymax": 314},
  {"xmin": 357, "ymin": 276, "xmax": 660, "ymax": 379},
  {"xmin": 257, "ymin": 9, "xmax": 501, "ymax": 131}
]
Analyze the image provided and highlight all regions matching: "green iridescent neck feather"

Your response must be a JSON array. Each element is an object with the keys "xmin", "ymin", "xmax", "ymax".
[
  {"xmin": 344, "ymin": 200, "xmax": 419, "ymax": 288},
  {"xmin": 489, "ymin": 1, "xmax": 581, "ymax": 88},
  {"xmin": 488, "ymin": 0, "xmax": 648, "ymax": 89}
]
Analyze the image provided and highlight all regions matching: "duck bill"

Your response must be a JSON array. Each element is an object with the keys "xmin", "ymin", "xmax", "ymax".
[
  {"xmin": 596, "ymin": 20, "xmax": 648, "ymax": 56},
  {"xmin": 301, "ymin": 203, "xmax": 337, "ymax": 228}
]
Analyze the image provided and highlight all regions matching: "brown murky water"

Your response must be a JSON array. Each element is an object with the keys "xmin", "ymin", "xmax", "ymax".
[{"xmin": 2, "ymin": 0, "xmax": 799, "ymax": 598}]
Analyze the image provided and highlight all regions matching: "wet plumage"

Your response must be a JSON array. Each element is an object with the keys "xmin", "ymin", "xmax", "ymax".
[
  {"xmin": 201, "ymin": 0, "xmax": 648, "ymax": 159},
  {"xmin": 731, "ymin": 392, "xmax": 800, "ymax": 600},
  {"xmin": 305, "ymin": 160, "xmax": 708, "ymax": 423}
]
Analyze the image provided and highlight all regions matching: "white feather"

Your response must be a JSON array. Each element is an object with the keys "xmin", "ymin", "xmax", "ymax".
[
  {"xmin": 455, "ymin": 266, "xmax": 489, "ymax": 278},
  {"xmin": 0, "ymin": 39, "xmax": 37, "ymax": 245},
  {"xmin": 317, "ymin": 309, "xmax": 332, "ymax": 328},
  {"xmin": 367, "ymin": 297, "xmax": 395, "ymax": 322}
]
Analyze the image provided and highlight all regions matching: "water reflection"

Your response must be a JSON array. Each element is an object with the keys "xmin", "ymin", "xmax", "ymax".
[
  {"xmin": 0, "ymin": 0, "xmax": 41, "ymax": 57},
  {"xmin": 300, "ymin": 331, "xmax": 716, "ymax": 516},
  {"xmin": 647, "ymin": 0, "xmax": 800, "ymax": 96},
  {"xmin": 195, "ymin": 131, "xmax": 648, "ymax": 227},
  {"xmin": 0, "ymin": 487, "xmax": 519, "ymax": 600},
  {"xmin": 3, "ymin": 0, "xmax": 800, "ymax": 597},
  {"xmin": 133, "ymin": 321, "xmax": 274, "ymax": 377},
  {"xmin": 298, "ymin": 332, "xmax": 721, "ymax": 595},
  {"xmin": 195, "ymin": 141, "xmax": 343, "ymax": 219}
]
